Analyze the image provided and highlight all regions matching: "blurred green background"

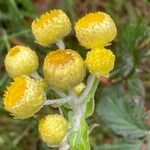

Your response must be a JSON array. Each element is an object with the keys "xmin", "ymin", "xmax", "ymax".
[{"xmin": 0, "ymin": 0, "xmax": 150, "ymax": 149}]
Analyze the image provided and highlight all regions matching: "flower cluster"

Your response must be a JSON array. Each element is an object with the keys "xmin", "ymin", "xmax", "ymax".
[{"xmin": 3, "ymin": 9, "xmax": 117, "ymax": 147}]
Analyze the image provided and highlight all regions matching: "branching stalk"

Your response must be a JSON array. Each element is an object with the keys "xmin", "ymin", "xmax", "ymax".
[
  {"xmin": 44, "ymin": 96, "xmax": 72, "ymax": 105},
  {"xmin": 46, "ymin": 74, "xmax": 98, "ymax": 150}
]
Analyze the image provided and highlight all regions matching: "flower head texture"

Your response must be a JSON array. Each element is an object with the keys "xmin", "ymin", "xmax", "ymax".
[
  {"xmin": 75, "ymin": 12, "xmax": 117, "ymax": 49},
  {"xmin": 43, "ymin": 49, "xmax": 86, "ymax": 90},
  {"xmin": 85, "ymin": 48, "xmax": 115, "ymax": 77},
  {"xmin": 35, "ymin": 78, "xmax": 48, "ymax": 91},
  {"xmin": 39, "ymin": 114, "xmax": 68, "ymax": 146},
  {"xmin": 31, "ymin": 9, "xmax": 72, "ymax": 47},
  {"xmin": 74, "ymin": 83, "xmax": 85, "ymax": 95},
  {"xmin": 3, "ymin": 76, "xmax": 46, "ymax": 119},
  {"xmin": 5, "ymin": 45, "xmax": 39, "ymax": 78}
]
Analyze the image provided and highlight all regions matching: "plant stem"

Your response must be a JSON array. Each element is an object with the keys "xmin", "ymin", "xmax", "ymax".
[
  {"xmin": 30, "ymin": 71, "xmax": 42, "ymax": 79},
  {"xmin": 79, "ymin": 74, "xmax": 96, "ymax": 101},
  {"xmin": 51, "ymin": 87, "xmax": 67, "ymax": 97},
  {"xmin": 69, "ymin": 90, "xmax": 83, "ymax": 128},
  {"xmin": 56, "ymin": 39, "xmax": 65, "ymax": 49},
  {"xmin": 44, "ymin": 96, "xmax": 72, "ymax": 105},
  {"xmin": 58, "ymin": 74, "xmax": 99, "ymax": 150}
]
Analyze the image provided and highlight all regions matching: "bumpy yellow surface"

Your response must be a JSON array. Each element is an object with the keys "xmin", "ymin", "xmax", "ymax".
[
  {"xmin": 5, "ymin": 45, "xmax": 39, "ymax": 78},
  {"xmin": 3, "ymin": 76, "xmax": 46, "ymax": 119},
  {"xmin": 43, "ymin": 49, "xmax": 86, "ymax": 90},
  {"xmin": 74, "ymin": 82, "xmax": 85, "ymax": 95},
  {"xmin": 35, "ymin": 78, "xmax": 48, "ymax": 91},
  {"xmin": 32, "ymin": 9, "xmax": 71, "ymax": 47},
  {"xmin": 75, "ymin": 12, "xmax": 117, "ymax": 49},
  {"xmin": 39, "ymin": 114, "xmax": 68, "ymax": 146},
  {"xmin": 85, "ymin": 48, "xmax": 115, "ymax": 77}
]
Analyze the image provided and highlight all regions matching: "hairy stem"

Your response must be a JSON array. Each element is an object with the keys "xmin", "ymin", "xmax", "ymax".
[
  {"xmin": 69, "ymin": 90, "xmax": 83, "ymax": 128},
  {"xmin": 58, "ymin": 74, "xmax": 98, "ymax": 150},
  {"xmin": 44, "ymin": 96, "xmax": 72, "ymax": 105},
  {"xmin": 51, "ymin": 87, "xmax": 67, "ymax": 97},
  {"xmin": 56, "ymin": 39, "xmax": 65, "ymax": 49},
  {"xmin": 30, "ymin": 71, "xmax": 42, "ymax": 79}
]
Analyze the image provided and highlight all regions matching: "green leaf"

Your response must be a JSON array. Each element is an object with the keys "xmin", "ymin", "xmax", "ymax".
[
  {"xmin": 127, "ymin": 74, "xmax": 145, "ymax": 97},
  {"xmin": 119, "ymin": 19, "xmax": 148, "ymax": 54},
  {"xmin": 69, "ymin": 119, "xmax": 90, "ymax": 150},
  {"xmin": 96, "ymin": 83, "xmax": 149, "ymax": 138},
  {"xmin": 84, "ymin": 78, "xmax": 99, "ymax": 118},
  {"xmin": 85, "ymin": 97, "xmax": 95, "ymax": 118},
  {"xmin": 113, "ymin": 19, "xmax": 149, "ymax": 78},
  {"xmin": 94, "ymin": 141, "xmax": 142, "ymax": 150}
]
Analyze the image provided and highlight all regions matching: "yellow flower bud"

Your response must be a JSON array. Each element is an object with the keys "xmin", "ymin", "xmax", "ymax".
[
  {"xmin": 31, "ymin": 9, "xmax": 72, "ymax": 47},
  {"xmin": 5, "ymin": 45, "xmax": 39, "ymax": 78},
  {"xmin": 3, "ymin": 76, "xmax": 46, "ymax": 119},
  {"xmin": 43, "ymin": 49, "xmax": 86, "ymax": 91},
  {"xmin": 74, "ymin": 83, "xmax": 85, "ymax": 95},
  {"xmin": 39, "ymin": 114, "xmax": 68, "ymax": 146},
  {"xmin": 75, "ymin": 12, "xmax": 117, "ymax": 49},
  {"xmin": 35, "ymin": 78, "xmax": 49, "ymax": 91},
  {"xmin": 85, "ymin": 48, "xmax": 115, "ymax": 77}
]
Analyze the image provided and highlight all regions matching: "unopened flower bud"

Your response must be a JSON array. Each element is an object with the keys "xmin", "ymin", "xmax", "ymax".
[
  {"xmin": 43, "ymin": 49, "xmax": 86, "ymax": 90},
  {"xmin": 74, "ymin": 83, "xmax": 85, "ymax": 95},
  {"xmin": 85, "ymin": 48, "xmax": 115, "ymax": 77},
  {"xmin": 32, "ymin": 9, "xmax": 71, "ymax": 47},
  {"xmin": 75, "ymin": 12, "xmax": 117, "ymax": 49},
  {"xmin": 5, "ymin": 45, "xmax": 39, "ymax": 78},
  {"xmin": 39, "ymin": 114, "xmax": 68, "ymax": 145}
]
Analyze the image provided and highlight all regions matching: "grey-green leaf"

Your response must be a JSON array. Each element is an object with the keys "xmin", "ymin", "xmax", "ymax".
[
  {"xmin": 96, "ymin": 83, "xmax": 149, "ymax": 138},
  {"xmin": 94, "ymin": 141, "xmax": 142, "ymax": 150}
]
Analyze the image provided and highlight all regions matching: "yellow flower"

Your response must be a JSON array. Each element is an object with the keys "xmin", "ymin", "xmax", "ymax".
[
  {"xmin": 35, "ymin": 78, "xmax": 48, "ymax": 91},
  {"xmin": 43, "ymin": 49, "xmax": 86, "ymax": 91},
  {"xmin": 5, "ymin": 45, "xmax": 39, "ymax": 78},
  {"xmin": 74, "ymin": 83, "xmax": 85, "ymax": 95},
  {"xmin": 75, "ymin": 12, "xmax": 117, "ymax": 49},
  {"xmin": 85, "ymin": 48, "xmax": 115, "ymax": 77},
  {"xmin": 31, "ymin": 9, "xmax": 71, "ymax": 47},
  {"xmin": 39, "ymin": 114, "xmax": 68, "ymax": 146},
  {"xmin": 3, "ymin": 76, "xmax": 46, "ymax": 119}
]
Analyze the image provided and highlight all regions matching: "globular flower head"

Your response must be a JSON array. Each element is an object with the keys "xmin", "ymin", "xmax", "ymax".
[
  {"xmin": 85, "ymin": 48, "xmax": 115, "ymax": 77},
  {"xmin": 39, "ymin": 114, "xmax": 68, "ymax": 146},
  {"xmin": 5, "ymin": 45, "xmax": 39, "ymax": 78},
  {"xmin": 35, "ymin": 78, "xmax": 48, "ymax": 91},
  {"xmin": 31, "ymin": 9, "xmax": 72, "ymax": 47},
  {"xmin": 75, "ymin": 12, "xmax": 117, "ymax": 49},
  {"xmin": 43, "ymin": 49, "xmax": 86, "ymax": 91},
  {"xmin": 3, "ymin": 76, "xmax": 46, "ymax": 119}
]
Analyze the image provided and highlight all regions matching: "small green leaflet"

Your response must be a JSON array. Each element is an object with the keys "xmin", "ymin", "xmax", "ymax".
[
  {"xmin": 85, "ymin": 97, "xmax": 95, "ymax": 118},
  {"xmin": 84, "ymin": 78, "xmax": 99, "ymax": 118}
]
